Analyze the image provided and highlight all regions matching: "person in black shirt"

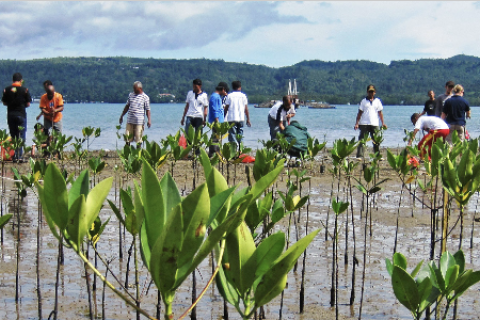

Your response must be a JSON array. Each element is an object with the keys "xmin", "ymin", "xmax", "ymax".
[
  {"xmin": 420, "ymin": 90, "xmax": 436, "ymax": 116},
  {"xmin": 1, "ymin": 73, "xmax": 32, "ymax": 161}
]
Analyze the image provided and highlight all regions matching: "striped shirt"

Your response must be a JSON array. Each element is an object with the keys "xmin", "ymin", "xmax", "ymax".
[{"xmin": 126, "ymin": 92, "xmax": 150, "ymax": 125}]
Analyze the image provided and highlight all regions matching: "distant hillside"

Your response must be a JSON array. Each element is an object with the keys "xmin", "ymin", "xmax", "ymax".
[{"xmin": 1, "ymin": 55, "xmax": 479, "ymax": 105}]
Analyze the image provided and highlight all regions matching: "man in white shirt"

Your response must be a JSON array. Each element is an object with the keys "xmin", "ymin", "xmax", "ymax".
[
  {"xmin": 224, "ymin": 80, "xmax": 251, "ymax": 145},
  {"xmin": 181, "ymin": 78, "xmax": 209, "ymax": 135},
  {"xmin": 268, "ymin": 96, "xmax": 294, "ymax": 141},
  {"xmin": 408, "ymin": 113, "xmax": 450, "ymax": 159},
  {"xmin": 354, "ymin": 84, "xmax": 387, "ymax": 159}
]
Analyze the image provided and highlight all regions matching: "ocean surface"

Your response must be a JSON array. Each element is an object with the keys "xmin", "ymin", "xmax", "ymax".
[{"xmin": 7, "ymin": 103, "xmax": 480, "ymax": 151}]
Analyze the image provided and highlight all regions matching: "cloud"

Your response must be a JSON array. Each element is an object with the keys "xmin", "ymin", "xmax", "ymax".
[{"xmin": 0, "ymin": 1, "xmax": 308, "ymax": 54}]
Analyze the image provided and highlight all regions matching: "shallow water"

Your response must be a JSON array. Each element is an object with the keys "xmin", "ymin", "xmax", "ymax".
[{"xmin": 0, "ymin": 160, "xmax": 479, "ymax": 320}]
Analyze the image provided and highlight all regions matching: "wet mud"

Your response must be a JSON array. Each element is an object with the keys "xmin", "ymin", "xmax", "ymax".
[{"xmin": 0, "ymin": 152, "xmax": 479, "ymax": 320}]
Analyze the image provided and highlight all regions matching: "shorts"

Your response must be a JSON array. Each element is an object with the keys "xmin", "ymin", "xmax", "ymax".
[
  {"xmin": 44, "ymin": 118, "xmax": 62, "ymax": 135},
  {"xmin": 125, "ymin": 123, "xmax": 144, "ymax": 143}
]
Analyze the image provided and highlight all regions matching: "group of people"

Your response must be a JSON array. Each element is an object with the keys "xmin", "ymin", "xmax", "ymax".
[
  {"xmin": 353, "ymin": 81, "xmax": 471, "ymax": 160},
  {"xmin": 119, "ymin": 78, "xmax": 253, "ymax": 157},
  {"xmin": 1, "ymin": 72, "xmax": 64, "ymax": 162},
  {"xmin": 2, "ymin": 72, "xmax": 471, "ymax": 163}
]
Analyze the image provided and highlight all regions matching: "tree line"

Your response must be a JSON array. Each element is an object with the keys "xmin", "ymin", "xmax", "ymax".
[{"xmin": 1, "ymin": 54, "xmax": 479, "ymax": 105}]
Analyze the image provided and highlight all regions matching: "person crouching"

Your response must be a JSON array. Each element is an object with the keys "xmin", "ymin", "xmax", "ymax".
[{"xmin": 408, "ymin": 113, "xmax": 450, "ymax": 160}]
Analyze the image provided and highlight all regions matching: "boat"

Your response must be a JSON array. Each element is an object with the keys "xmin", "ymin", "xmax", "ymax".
[
  {"xmin": 307, "ymin": 101, "xmax": 336, "ymax": 109},
  {"xmin": 255, "ymin": 79, "xmax": 334, "ymax": 109}
]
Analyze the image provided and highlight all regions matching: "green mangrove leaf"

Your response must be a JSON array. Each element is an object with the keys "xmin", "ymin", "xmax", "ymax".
[
  {"xmin": 208, "ymin": 186, "xmax": 236, "ymax": 227},
  {"xmin": 445, "ymin": 265, "xmax": 460, "ymax": 291},
  {"xmin": 68, "ymin": 170, "xmax": 89, "ymax": 209},
  {"xmin": 199, "ymin": 148, "xmax": 212, "ymax": 179},
  {"xmin": 0, "ymin": 213, "xmax": 13, "ymax": 229},
  {"xmin": 107, "ymin": 200, "xmax": 125, "ymax": 225},
  {"xmin": 133, "ymin": 181, "xmax": 145, "ymax": 235},
  {"xmin": 206, "ymin": 167, "xmax": 229, "ymax": 198},
  {"xmin": 42, "ymin": 163, "xmax": 69, "ymax": 230},
  {"xmin": 225, "ymin": 221, "xmax": 257, "ymax": 295},
  {"xmin": 216, "ymin": 258, "xmax": 240, "ymax": 308},
  {"xmin": 411, "ymin": 260, "xmax": 424, "ymax": 278},
  {"xmin": 66, "ymin": 194, "xmax": 87, "ymax": 252},
  {"xmin": 253, "ymin": 232, "xmax": 285, "ymax": 280},
  {"xmin": 449, "ymin": 270, "xmax": 480, "ymax": 302},
  {"xmin": 36, "ymin": 184, "xmax": 61, "ymax": 241},
  {"xmin": 453, "ymin": 250, "xmax": 465, "ymax": 274},
  {"xmin": 385, "ymin": 258, "xmax": 394, "ymax": 277},
  {"xmin": 140, "ymin": 223, "xmax": 151, "ymax": 269},
  {"xmin": 393, "ymin": 252, "xmax": 408, "ymax": 271},
  {"xmin": 250, "ymin": 159, "xmax": 285, "ymax": 202},
  {"xmin": 177, "ymin": 184, "xmax": 210, "ymax": 268},
  {"xmin": 150, "ymin": 204, "xmax": 183, "ymax": 297},
  {"xmin": 440, "ymin": 251, "xmax": 457, "ymax": 280},
  {"xmin": 177, "ymin": 196, "xmax": 252, "ymax": 285},
  {"xmin": 391, "ymin": 265, "xmax": 420, "ymax": 315},
  {"xmin": 142, "ymin": 160, "xmax": 165, "ymax": 250},
  {"xmin": 254, "ymin": 228, "xmax": 320, "ymax": 308},
  {"xmin": 85, "ymin": 177, "xmax": 113, "ymax": 229},
  {"xmin": 160, "ymin": 172, "xmax": 181, "ymax": 220}
]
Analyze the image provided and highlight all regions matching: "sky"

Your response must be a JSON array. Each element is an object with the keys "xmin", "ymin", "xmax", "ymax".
[{"xmin": 1, "ymin": 1, "xmax": 480, "ymax": 68}]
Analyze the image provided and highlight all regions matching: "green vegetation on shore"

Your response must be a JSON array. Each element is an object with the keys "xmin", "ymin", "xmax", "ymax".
[{"xmin": 1, "ymin": 54, "xmax": 479, "ymax": 105}]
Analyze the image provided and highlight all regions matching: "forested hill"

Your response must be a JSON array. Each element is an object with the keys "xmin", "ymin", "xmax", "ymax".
[{"xmin": 1, "ymin": 54, "xmax": 479, "ymax": 105}]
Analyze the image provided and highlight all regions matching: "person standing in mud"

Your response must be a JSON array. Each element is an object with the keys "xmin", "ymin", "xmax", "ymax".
[
  {"xmin": 420, "ymin": 90, "xmax": 435, "ymax": 116},
  {"xmin": 208, "ymin": 84, "xmax": 227, "ymax": 157},
  {"xmin": 442, "ymin": 84, "xmax": 471, "ymax": 143},
  {"xmin": 38, "ymin": 81, "xmax": 64, "ymax": 137},
  {"xmin": 224, "ymin": 80, "xmax": 251, "ymax": 146},
  {"xmin": 1, "ymin": 72, "xmax": 32, "ymax": 162},
  {"xmin": 354, "ymin": 84, "xmax": 387, "ymax": 160},
  {"xmin": 434, "ymin": 80, "xmax": 454, "ymax": 117},
  {"xmin": 119, "ymin": 81, "xmax": 151, "ymax": 147},
  {"xmin": 181, "ymin": 78, "xmax": 209, "ymax": 135}
]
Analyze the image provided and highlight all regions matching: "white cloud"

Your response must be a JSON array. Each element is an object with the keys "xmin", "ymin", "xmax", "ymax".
[{"xmin": 0, "ymin": 1, "xmax": 480, "ymax": 67}]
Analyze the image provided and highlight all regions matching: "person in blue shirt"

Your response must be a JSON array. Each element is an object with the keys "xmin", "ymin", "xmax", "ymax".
[
  {"xmin": 442, "ymin": 84, "xmax": 471, "ymax": 143},
  {"xmin": 208, "ymin": 85, "xmax": 225, "ymax": 124},
  {"xmin": 208, "ymin": 84, "xmax": 226, "ymax": 157}
]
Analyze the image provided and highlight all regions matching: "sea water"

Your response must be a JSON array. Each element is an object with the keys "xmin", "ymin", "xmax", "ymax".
[{"xmin": 8, "ymin": 103, "xmax": 480, "ymax": 151}]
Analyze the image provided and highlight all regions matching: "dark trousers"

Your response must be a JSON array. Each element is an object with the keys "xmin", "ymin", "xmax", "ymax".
[
  {"xmin": 8, "ymin": 115, "xmax": 26, "ymax": 159},
  {"xmin": 185, "ymin": 116, "xmax": 203, "ymax": 134},
  {"xmin": 356, "ymin": 125, "xmax": 380, "ymax": 158}
]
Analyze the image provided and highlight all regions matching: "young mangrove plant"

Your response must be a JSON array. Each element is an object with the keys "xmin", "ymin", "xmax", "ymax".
[
  {"xmin": 216, "ymin": 221, "xmax": 320, "ymax": 320},
  {"xmin": 386, "ymin": 250, "xmax": 480, "ymax": 320}
]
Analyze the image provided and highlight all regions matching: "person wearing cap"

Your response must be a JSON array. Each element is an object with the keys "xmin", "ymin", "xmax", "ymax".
[
  {"xmin": 408, "ymin": 113, "xmax": 449, "ymax": 159},
  {"xmin": 181, "ymin": 78, "xmax": 209, "ymax": 134},
  {"xmin": 434, "ymin": 80, "xmax": 455, "ymax": 117},
  {"xmin": 119, "ymin": 81, "xmax": 151, "ymax": 147},
  {"xmin": 207, "ymin": 83, "xmax": 226, "ymax": 157},
  {"xmin": 1, "ymin": 72, "xmax": 32, "ymax": 162},
  {"xmin": 441, "ymin": 84, "xmax": 471, "ymax": 143},
  {"xmin": 224, "ymin": 80, "xmax": 251, "ymax": 146},
  {"xmin": 354, "ymin": 84, "xmax": 387, "ymax": 160}
]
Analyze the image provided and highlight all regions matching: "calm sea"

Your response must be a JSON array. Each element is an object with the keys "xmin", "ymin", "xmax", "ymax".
[{"xmin": 8, "ymin": 103, "xmax": 480, "ymax": 151}]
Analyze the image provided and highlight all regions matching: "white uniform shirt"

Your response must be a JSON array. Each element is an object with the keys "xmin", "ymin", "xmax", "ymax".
[
  {"xmin": 185, "ymin": 90, "xmax": 209, "ymax": 118},
  {"xmin": 269, "ymin": 101, "xmax": 294, "ymax": 122},
  {"xmin": 358, "ymin": 97, "xmax": 383, "ymax": 126},
  {"xmin": 225, "ymin": 91, "xmax": 248, "ymax": 122},
  {"xmin": 415, "ymin": 115, "xmax": 449, "ymax": 131}
]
